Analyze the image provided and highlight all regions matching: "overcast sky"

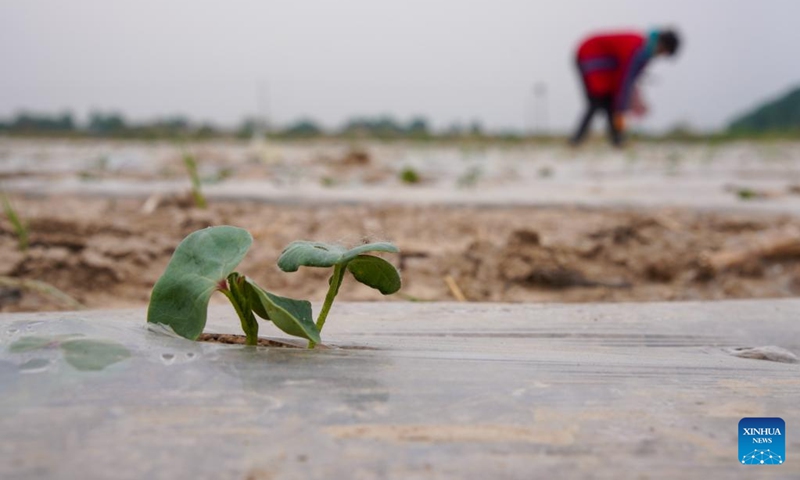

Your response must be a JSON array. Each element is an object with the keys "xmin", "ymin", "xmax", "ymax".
[{"xmin": 2, "ymin": 0, "xmax": 799, "ymax": 133}]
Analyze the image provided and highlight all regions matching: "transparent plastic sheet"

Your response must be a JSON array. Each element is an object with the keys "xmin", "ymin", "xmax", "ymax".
[{"xmin": 1, "ymin": 302, "xmax": 799, "ymax": 478}]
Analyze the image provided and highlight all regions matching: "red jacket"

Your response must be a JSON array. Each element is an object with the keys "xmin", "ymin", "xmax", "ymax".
[{"xmin": 576, "ymin": 32, "xmax": 655, "ymax": 111}]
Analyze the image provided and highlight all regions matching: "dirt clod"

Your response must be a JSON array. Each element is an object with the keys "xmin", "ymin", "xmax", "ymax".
[{"xmin": 4, "ymin": 196, "xmax": 800, "ymax": 312}]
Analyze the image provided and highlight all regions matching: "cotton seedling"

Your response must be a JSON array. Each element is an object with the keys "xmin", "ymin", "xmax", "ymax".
[
  {"xmin": 399, "ymin": 167, "xmax": 421, "ymax": 184},
  {"xmin": 278, "ymin": 240, "xmax": 402, "ymax": 348},
  {"xmin": 182, "ymin": 152, "xmax": 207, "ymax": 208},
  {"xmin": 147, "ymin": 226, "xmax": 401, "ymax": 348}
]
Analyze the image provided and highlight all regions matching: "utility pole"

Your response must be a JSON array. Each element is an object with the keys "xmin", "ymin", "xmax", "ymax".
[
  {"xmin": 533, "ymin": 82, "xmax": 548, "ymax": 135},
  {"xmin": 524, "ymin": 89, "xmax": 532, "ymax": 137}
]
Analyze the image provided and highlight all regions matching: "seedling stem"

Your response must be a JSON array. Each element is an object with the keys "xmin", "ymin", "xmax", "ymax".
[
  {"xmin": 182, "ymin": 151, "xmax": 207, "ymax": 209},
  {"xmin": 220, "ymin": 274, "xmax": 259, "ymax": 346},
  {"xmin": 1, "ymin": 191, "xmax": 29, "ymax": 251},
  {"xmin": 309, "ymin": 264, "xmax": 345, "ymax": 348}
]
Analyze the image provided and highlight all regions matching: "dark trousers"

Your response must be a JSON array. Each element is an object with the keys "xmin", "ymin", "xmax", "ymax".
[
  {"xmin": 570, "ymin": 55, "xmax": 623, "ymax": 147},
  {"xmin": 570, "ymin": 95, "xmax": 622, "ymax": 147}
]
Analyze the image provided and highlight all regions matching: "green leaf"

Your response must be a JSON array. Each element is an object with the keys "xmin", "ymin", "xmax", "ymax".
[
  {"xmin": 60, "ymin": 339, "xmax": 131, "ymax": 371},
  {"xmin": 277, "ymin": 242, "xmax": 347, "ymax": 271},
  {"xmin": 224, "ymin": 272, "xmax": 259, "ymax": 345},
  {"xmin": 347, "ymin": 255, "xmax": 402, "ymax": 295},
  {"xmin": 147, "ymin": 226, "xmax": 252, "ymax": 340},
  {"xmin": 341, "ymin": 243, "xmax": 399, "ymax": 263},
  {"xmin": 245, "ymin": 281, "xmax": 270, "ymax": 321},
  {"xmin": 244, "ymin": 278, "xmax": 320, "ymax": 343},
  {"xmin": 278, "ymin": 241, "xmax": 399, "ymax": 272}
]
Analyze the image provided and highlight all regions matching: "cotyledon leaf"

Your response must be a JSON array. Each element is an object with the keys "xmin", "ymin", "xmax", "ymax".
[
  {"xmin": 277, "ymin": 242, "xmax": 346, "ymax": 271},
  {"xmin": 340, "ymin": 242, "xmax": 399, "ymax": 263},
  {"xmin": 147, "ymin": 226, "xmax": 253, "ymax": 340},
  {"xmin": 278, "ymin": 241, "xmax": 399, "ymax": 272},
  {"xmin": 244, "ymin": 278, "xmax": 320, "ymax": 343},
  {"xmin": 346, "ymin": 255, "xmax": 402, "ymax": 295}
]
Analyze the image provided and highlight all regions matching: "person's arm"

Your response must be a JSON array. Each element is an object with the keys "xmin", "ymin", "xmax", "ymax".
[
  {"xmin": 630, "ymin": 86, "xmax": 648, "ymax": 117},
  {"xmin": 614, "ymin": 47, "xmax": 650, "ymax": 113}
]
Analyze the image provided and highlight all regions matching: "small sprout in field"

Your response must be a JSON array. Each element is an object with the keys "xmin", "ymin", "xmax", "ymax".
[
  {"xmin": 399, "ymin": 167, "xmax": 421, "ymax": 184},
  {"xmin": 456, "ymin": 166, "xmax": 482, "ymax": 188},
  {"xmin": 182, "ymin": 152, "xmax": 207, "ymax": 208},
  {"xmin": 321, "ymin": 176, "xmax": 337, "ymax": 187},
  {"xmin": 666, "ymin": 151, "xmax": 682, "ymax": 176},
  {"xmin": 727, "ymin": 185, "xmax": 774, "ymax": 201},
  {"xmin": 78, "ymin": 171, "xmax": 99, "ymax": 181},
  {"xmin": 537, "ymin": 166, "xmax": 554, "ymax": 178},
  {"xmin": 737, "ymin": 188, "xmax": 757, "ymax": 200},
  {"xmin": 77, "ymin": 156, "xmax": 109, "ymax": 181},
  {"xmin": 278, "ymin": 240, "xmax": 401, "ymax": 348},
  {"xmin": 147, "ymin": 227, "xmax": 401, "ymax": 349},
  {"xmin": 1, "ymin": 191, "xmax": 29, "ymax": 251}
]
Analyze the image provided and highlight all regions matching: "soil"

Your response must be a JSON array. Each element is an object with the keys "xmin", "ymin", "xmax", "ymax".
[
  {"xmin": 3, "ymin": 194, "xmax": 800, "ymax": 312},
  {"xmin": 197, "ymin": 333, "xmax": 374, "ymax": 349},
  {"xmin": 198, "ymin": 332, "xmax": 301, "ymax": 348}
]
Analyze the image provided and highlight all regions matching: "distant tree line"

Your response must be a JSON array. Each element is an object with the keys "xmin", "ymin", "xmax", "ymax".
[
  {"xmin": 5, "ymin": 84, "xmax": 800, "ymax": 141},
  {"xmin": 0, "ymin": 111, "xmax": 221, "ymax": 139},
  {"xmin": 0, "ymin": 111, "xmax": 495, "ymax": 140},
  {"xmin": 1, "ymin": 112, "xmax": 77, "ymax": 133}
]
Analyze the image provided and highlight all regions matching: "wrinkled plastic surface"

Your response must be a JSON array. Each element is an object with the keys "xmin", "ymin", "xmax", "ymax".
[
  {"xmin": 1, "ymin": 301, "xmax": 799, "ymax": 479},
  {"xmin": 7, "ymin": 141, "xmax": 800, "ymax": 215}
]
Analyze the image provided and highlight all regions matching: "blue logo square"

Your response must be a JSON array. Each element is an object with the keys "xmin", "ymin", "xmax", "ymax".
[{"xmin": 739, "ymin": 417, "xmax": 785, "ymax": 465}]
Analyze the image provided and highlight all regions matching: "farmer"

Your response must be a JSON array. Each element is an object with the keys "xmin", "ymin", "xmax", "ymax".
[{"xmin": 569, "ymin": 29, "xmax": 680, "ymax": 147}]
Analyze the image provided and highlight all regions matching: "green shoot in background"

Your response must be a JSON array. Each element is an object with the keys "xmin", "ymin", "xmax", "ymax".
[
  {"xmin": 1, "ymin": 191, "xmax": 29, "ymax": 251},
  {"xmin": 182, "ymin": 151, "xmax": 207, "ymax": 208}
]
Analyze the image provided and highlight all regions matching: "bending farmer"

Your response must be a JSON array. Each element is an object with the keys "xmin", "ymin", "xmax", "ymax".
[{"xmin": 570, "ymin": 29, "xmax": 680, "ymax": 147}]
